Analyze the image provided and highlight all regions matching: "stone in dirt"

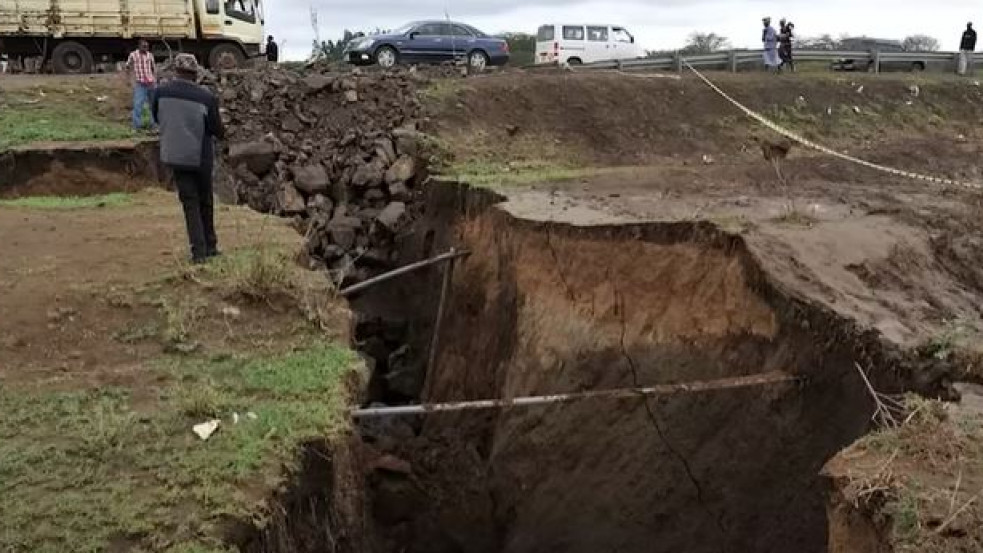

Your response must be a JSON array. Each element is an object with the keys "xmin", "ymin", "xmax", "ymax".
[
  {"xmin": 228, "ymin": 141, "xmax": 276, "ymax": 175},
  {"xmin": 308, "ymin": 194, "xmax": 334, "ymax": 214},
  {"xmin": 281, "ymin": 114, "xmax": 303, "ymax": 133},
  {"xmin": 370, "ymin": 454, "xmax": 413, "ymax": 475},
  {"xmin": 328, "ymin": 216, "xmax": 362, "ymax": 250},
  {"xmin": 375, "ymin": 138, "xmax": 397, "ymax": 166},
  {"xmin": 345, "ymin": 90, "xmax": 359, "ymax": 103},
  {"xmin": 392, "ymin": 128, "xmax": 423, "ymax": 158},
  {"xmin": 364, "ymin": 188, "xmax": 386, "ymax": 202},
  {"xmin": 352, "ymin": 161, "xmax": 385, "ymax": 188},
  {"xmin": 277, "ymin": 182, "xmax": 307, "ymax": 214},
  {"xmin": 376, "ymin": 202, "xmax": 407, "ymax": 232},
  {"xmin": 385, "ymin": 155, "xmax": 416, "ymax": 185},
  {"xmin": 388, "ymin": 182, "xmax": 411, "ymax": 202},
  {"xmin": 302, "ymin": 74, "xmax": 336, "ymax": 92},
  {"xmin": 292, "ymin": 164, "xmax": 330, "ymax": 195},
  {"xmin": 385, "ymin": 344, "xmax": 423, "ymax": 397}
]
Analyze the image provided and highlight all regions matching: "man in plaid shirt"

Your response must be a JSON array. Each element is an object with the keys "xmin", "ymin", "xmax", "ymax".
[{"xmin": 126, "ymin": 40, "xmax": 157, "ymax": 131}]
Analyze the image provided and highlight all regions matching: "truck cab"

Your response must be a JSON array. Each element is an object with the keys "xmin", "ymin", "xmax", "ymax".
[
  {"xmin": 0, "ymin": 0, "xmax": 265, "ymax": 73},
  {"xmin": 196, "ymin": 0, "xmax": 266, "ymax": 66}
]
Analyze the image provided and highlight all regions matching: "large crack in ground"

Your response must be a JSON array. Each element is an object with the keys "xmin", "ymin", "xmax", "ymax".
[{"xmin": 337, "ymin": 181, "xmax": 952, "ymax": 553}]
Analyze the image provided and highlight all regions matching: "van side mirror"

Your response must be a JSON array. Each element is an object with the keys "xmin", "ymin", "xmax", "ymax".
[{"xmin": 631, "ymin": 37, "xmax": 635, "ymax": 43}]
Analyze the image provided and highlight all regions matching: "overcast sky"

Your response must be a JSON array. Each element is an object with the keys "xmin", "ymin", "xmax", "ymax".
[{"xmin": 266, "ymin": 0, "xmax": 981, "ymax": 60}]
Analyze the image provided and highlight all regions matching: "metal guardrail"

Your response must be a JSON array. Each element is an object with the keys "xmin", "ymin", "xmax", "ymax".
[{"xmin": 581, "ymin": 49, "xmax": 983, "ymax": 73}]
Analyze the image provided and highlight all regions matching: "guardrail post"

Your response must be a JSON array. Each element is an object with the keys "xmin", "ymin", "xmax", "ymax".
[
  {"xmin": 873, "ymin": 50, "xmax": 881, "ymax": 74},
  {"xmin": 729, "ymin": 50, "xmax": 738, "ymax": 72},
  {"xmin": 674, "ymin": 51, "xmax": 683, "ymax": 73}
]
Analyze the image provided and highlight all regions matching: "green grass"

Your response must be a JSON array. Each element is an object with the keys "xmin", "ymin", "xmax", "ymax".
[
  {"xmin": 0, "ymin": 193, "xmax": 132, "ymax": 209},
  {"xmin": 446, "ymin": 159, "xmax": 598, "ymax": 187},
  {"xmin": 0, "ymin": 102, "xmax": 134, "ymax": 151},
  {"xmin": 0, "ymin": 345, "xmax": 361, "ymax": 553}
]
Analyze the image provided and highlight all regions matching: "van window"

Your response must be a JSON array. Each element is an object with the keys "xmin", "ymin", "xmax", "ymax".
[
  {"xmin": 612, "ymin": 27, "xmax": 633, "ymax": 43},
  {"xmin": 563, "ymin": 26, "xmax": 585, "ymax": 40},
  {"xmin": 537, "ymin": 25, "xmax": 555, "ymax": 41},
  {"xmin": 587, "ymin": 26, "xmax": 609, "ymax": 42},
  {"xmin": 206, "ymin": 0, "xmax": 220, "ymax": 14}
]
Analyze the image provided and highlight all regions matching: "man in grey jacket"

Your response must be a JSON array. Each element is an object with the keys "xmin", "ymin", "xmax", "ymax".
[{"xmin": 152, "ymin": 54, "xmax": 225, "ymax": 264}]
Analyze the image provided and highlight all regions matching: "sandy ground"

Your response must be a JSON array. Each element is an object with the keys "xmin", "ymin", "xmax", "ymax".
[{"xmin": 0, "ymin": 189, "xmax": 302, "ymax": 382}]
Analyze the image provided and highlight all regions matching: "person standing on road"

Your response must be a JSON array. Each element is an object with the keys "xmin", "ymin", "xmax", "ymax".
[
  {"xmin": 151, "ymin": 54, "xmax": 225, "ymax": 264},
  {"xmin": 126, "ymin": 39, "xmax": 157, "ymax": 131},
  {"xmin": 959, "ymin": 22, "xmax": 977, "ymax": 75},
  {"xmin": 762, "ymin": 17, "xmax": 780, "ymax": 72},
  {"xmin": 779, "ymin": 21, "xmax": 796, "ymax": 72},
  {"xmin": 266, "ymin": 36, "xmax": 279, "ymax": 63}
]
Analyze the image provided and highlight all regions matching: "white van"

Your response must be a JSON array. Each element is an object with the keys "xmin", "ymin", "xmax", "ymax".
[{"xmin": 535, "ymin": 24, "xmax": 642, "ymax": 65}]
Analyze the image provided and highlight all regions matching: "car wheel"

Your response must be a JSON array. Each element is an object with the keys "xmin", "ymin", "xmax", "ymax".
[
  {"xmin": 52, "ymin": 41, "xmax": 94, "ymax": 74},
  {"xmin": 468, "ymin": 50, "xmax": 489, "ymax": 73},
  {"xmin": 208, "ymin": 43, "xmax": 245, "ymax": 70},
  {"xmin": 376, "ymin": 46, "xmax": 398, "ymax": 69},
  {"xmin": 911, "ymin": 62, "xmax": 925, "ymax": 72}
]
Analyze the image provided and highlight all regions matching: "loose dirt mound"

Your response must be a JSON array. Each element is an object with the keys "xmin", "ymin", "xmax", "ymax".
[
  {"xmin": 824, "ymin": 391, "xmax": 983, "ymax": 553},
  {"xmin": 216, "ymin": 66, "xmax": 444, "ymax": 285}
]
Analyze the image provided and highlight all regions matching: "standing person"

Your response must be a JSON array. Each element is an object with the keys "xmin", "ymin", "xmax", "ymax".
[
  {"xmin": 779, "ymin": 21, "xmax": 796, "ymax": 72},
  {"xmin": 762, "ymin": 17, "xmax": 780, "ymax": 72},
  {"xmin": 959, "ymin": 22, "xmax": 977, "ymax": 75},
  {"xmin": 151, "ymin": 54, "xmax": 225, "ymax": 264},
  {"xmin": 126, "ymin": 39, "xmax": 157, "ymax": 131},
  {"xmin": 266, "ymin": 36, "xmax": 279, "ymax": 63}
]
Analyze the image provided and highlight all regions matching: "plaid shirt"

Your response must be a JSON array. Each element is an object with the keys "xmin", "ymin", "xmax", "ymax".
[{"xmin": 127, "ymin": 50, "xmax": 156, "ymax": 84}]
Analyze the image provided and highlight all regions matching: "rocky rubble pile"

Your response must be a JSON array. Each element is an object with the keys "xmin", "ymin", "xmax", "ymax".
[{"xmin": 217, "ymin": 65, "xmax": 440, "ymax": 284}]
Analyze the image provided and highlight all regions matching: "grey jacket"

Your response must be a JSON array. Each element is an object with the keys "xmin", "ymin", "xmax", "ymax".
[{"xmin": 151, "ymin": 79, "xmax": 224, "ymax": 171}]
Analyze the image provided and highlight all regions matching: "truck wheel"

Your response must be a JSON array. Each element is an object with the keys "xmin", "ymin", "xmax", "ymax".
[
  {"xmin": 208, "ymin": 43, "xmax": 245, "ymax": 70},
  {"xmin": 51, "ymin": 41, "xmax": 94, "ymax": 74}
]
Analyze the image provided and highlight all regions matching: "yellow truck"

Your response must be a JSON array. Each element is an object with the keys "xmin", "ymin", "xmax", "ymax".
[{"xmin": 0, "ymin": 0, "xmax": 265, "ymax": 73}]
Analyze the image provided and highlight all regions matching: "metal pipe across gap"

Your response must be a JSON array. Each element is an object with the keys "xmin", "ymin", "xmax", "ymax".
[
  {"xmin": 350, "ymin": 371, "xmax": 802, "ymax": 418},
  {"xmin": 338, "ymin": 249, "xmax": 471, "ymax": 297}
]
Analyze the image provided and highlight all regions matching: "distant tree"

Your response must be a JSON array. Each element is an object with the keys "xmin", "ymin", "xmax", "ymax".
[
  {"xmin": 681, "ymin": 32, "xmax": 730, "ymax": 55},
  {"xmin": 798, "ymin": 34, "xmax": 840, "ymax": 51},
  {"xmin": 644, "ymin": 49, "xmax": 674, "ymax": 59},
  {"xmin": 311, "ymin": 29, "xmax": 360, "ymax": 62},
  {"xmin": 902, "ymin": 35, "xmax": 941, "ymax": 52}
]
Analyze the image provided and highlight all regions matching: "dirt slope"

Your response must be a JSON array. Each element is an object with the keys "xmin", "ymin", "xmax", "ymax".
[{"xmin": 432, "ymin": 71, "xmax": 983, "ymax": 179}]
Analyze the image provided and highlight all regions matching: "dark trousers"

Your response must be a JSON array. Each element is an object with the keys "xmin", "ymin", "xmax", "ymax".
[{"xmin": 173, "ymin": 168, "xmax": 217, "ymax": 260}]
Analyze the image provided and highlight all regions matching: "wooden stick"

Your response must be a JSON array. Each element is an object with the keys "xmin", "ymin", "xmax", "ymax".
[
  {"xmin": 424, "ymin": 248, "xmax": 456, "ymax": 399},
  {"xmin": 351, "ymin": 371, "xmax": 802, "ymax": 418}
]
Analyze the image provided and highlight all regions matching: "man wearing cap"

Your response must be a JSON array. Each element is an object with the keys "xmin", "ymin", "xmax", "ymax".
[{"xmin": 152, "ymin": 54, "xmax": 226, "ymax": 264}]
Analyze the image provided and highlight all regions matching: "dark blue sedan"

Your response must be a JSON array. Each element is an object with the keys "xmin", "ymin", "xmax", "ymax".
[{"xmin": 344, "ymin": 21, "xmax": 510, "ymax": 71}]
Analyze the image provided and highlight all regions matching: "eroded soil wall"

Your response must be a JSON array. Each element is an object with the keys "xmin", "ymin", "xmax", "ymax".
[
  {"xmin": 347, "ymin": 183, "xmax": 930, "ymax": 553},
  {"xmin": 0, "ymin": 141, "xmax": 164, "ymax": 197}
]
